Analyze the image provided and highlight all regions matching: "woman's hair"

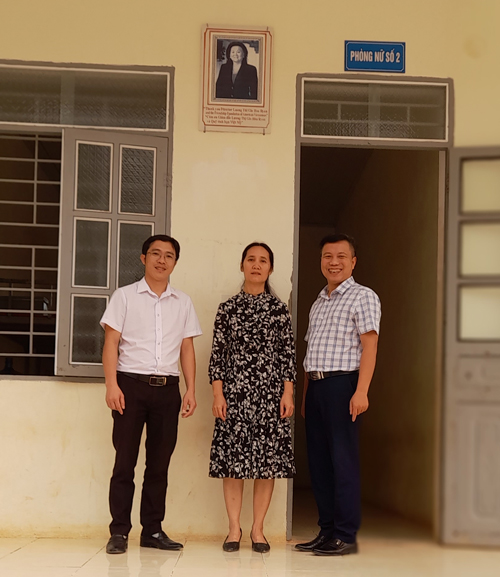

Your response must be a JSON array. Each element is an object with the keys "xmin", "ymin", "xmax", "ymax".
[
  {"xmin": 241, "ymin": 242, "xmax": 275, "ymax": 294},
  {"xmin": 225, "ymin": 41, "xmax": 248, "ymax": 65}
]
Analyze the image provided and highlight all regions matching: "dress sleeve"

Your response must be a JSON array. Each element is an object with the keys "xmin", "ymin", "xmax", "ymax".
[
  {"xmin": 208, "ymin": 303, "xmax": 229, "ymax": 383},
  {"xmin": 279, "ymin": 306, "xmax": 297, "ymax": 383}
]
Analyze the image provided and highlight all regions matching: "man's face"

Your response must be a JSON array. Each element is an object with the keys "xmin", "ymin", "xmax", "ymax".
[
  {"xmin": 320, "ymin": 241, "xmax": 357, "ymax": 288},
  {"xmin": 140, "ymin": 240, "xmax": 177, "ymax": 284}
]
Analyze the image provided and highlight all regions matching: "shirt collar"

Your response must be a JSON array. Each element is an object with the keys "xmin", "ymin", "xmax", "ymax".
[
  {"xmin": 136, "ymin": 276, "xmax": 178, "ymax": 299},
  {"xmin": 319, "ymin": 276, "xmax": 355, "ymax": 299}
]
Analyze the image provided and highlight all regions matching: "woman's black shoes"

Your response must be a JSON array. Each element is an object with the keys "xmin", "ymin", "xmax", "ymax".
[
  {"xmin": 222, "ymin": 529, "xmax": 270, "ymax": 553},
  {"xmin": 250, "ymin": 532, "xmax": 270, "ymax": 553},
  {"xmin": 223, "ymin": 528, "xmax": 242, "ymax": 552}
]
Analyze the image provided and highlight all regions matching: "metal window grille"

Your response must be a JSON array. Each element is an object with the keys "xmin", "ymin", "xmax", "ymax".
[
  {"xmin": 302, "ymin": 78, "xmax": 448, "ymax": 142},
  {"xmin": 0, "ymin": 133, "xmax": 61, "ymax": 375}
]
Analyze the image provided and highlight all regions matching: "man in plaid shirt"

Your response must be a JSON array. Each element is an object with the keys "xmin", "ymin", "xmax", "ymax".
[{"xmin": 295, "ymin": 233, "xmax": 381, "ymax": 556}]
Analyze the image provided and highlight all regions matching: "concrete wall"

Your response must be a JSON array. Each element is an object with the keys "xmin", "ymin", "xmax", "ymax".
[
  {"xmin": 337, "ymin": 149, "xmax": 440, "ymax": 527},
  {"xmin": 0, "ymin": 0, "xmax": 498, "ymax": 536}
]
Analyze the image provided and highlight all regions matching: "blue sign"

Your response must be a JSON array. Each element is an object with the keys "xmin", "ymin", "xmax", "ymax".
[{"xmin": 345, "ymin": 41, "xmax": 405, "ymax": 73}]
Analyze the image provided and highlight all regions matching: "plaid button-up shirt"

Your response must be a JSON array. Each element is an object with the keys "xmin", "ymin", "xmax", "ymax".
[{"xmin": 304, "ymin": 276, "xmax": 381, "ymax": 372}]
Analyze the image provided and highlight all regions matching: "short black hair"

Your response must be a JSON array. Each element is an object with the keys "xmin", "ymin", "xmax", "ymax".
[
  {"xmin": 142, "ymin": 235, "xmax": 180, "ymax": 261},
  {"xmin": 320, "ymin": 233, "xmax": 356, "ymax": 257}
]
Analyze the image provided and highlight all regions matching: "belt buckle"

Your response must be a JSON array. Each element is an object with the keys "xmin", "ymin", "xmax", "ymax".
[
  {"xmin": 310, "ymin": 371, "xmax": 324, "ymax": 380},
  {"xmin": 149, "ymin": 376, "xmax": 166, "ymax": 386}
]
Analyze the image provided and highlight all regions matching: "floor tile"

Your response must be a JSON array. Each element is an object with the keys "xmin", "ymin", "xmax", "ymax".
[
  {"xmin": 0, "ymin": 568, "xmax": 78, "ymax": 577},
  {"xmin": 0, "ymin": 538, "xmax": 103, "ymax": 569}
]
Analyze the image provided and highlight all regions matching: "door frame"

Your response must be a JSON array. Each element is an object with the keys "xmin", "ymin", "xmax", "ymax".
[{"xmin": 289, "ymin": 73, "xmax": 454, "ymax": 540}]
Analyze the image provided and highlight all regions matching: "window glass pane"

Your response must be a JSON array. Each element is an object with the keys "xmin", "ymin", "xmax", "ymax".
[
  {"xmin": 0, "ymin": 138, "xmax": 36, "ymax": 158},
  {"xmin": 118, "ymin": 222, "xmax": 153, "ymax": 287},
  {"xmin": 120, "ymin": 147, "xmax": 155, "ymax": 214},
  {"xmin": 36, "ymin": 205, "xmax": 60, "ymax": 225},
  {"xmin": 460, "ymin": 286, "xmax": 500, "ymax": 340},
  {"xmin": 34, "ymin": 291, "xmax": 57, "ymax": 311},
  {"xmin": 0, "ymin": 311, "xmax": 30, "ymax": 332},
  {"xmin": 76, "ymin": 142, "xmax": 111, "ymax": 211},
  {"xmin": 461, "ymin": 223, "xmax": 500, "ymax": 276},
  {"xmin": 0, "ymin": 290, "xmax": 31, "ymax": 310},
  {"xmin": 74, "ymin": 219, "xmax": 109, "ymax": 287},
  {"xmin": 1, "ymin": 203, "xmax": 33, "ymax": 224},
  {"xmin": 37, "ymin": 183, "xmax": 60, "ymax": 203},
  {"xmin": 38, "ymin": 140, "xmax": 62, "ymax": 160},
  {"xmin": 462, "ymin": 159, "xmax": 500, "ymax": 213},
  {"xmin": 0, "ymin": 159, "xmax": 35, "ymax": 180},
  {"xmin": 0, "ymin": 334, "xmax": 30, "ymax": 354},
  {"xmin": 0, "ymin": 356, "xmax": 54, "ymax": 376},
  {"xmin": 33, "ymin": 334, "xmax": 55, "ymax": 354},
  {"xmin": 72, "ymin": 72, "xmax": 167, "ymax": 129},
  {"xmin": 34, "ymin": 313, "xmax": 56, "ymax": 333},
  {"xmin": 71, "ymin": 296, "xmax": 107, "ymax": 364},
  {"xmin": 37, "ymin": 162, "xmax": 61, "ymax": 183},
  {"xmin": 0, "ymin": 247, "xmax": 31, "ymax": 267},
  {"xmin": 303, "ymin": 80, "xmax": 447, "ymax": 140},
  {"xmin": 35, "ymin": 248, "xmax": 58, "ymax": 268},
  {"xmin": 0, "ymin": 68, "xmax": 61, "ymax": 124},
  {"xmin": 34, "ymin": 269, "xmax": 58, "ymax": 290},
  {"xmin": 0, "ymin": 181, "xmax": 34, "ymax": 202},
  {"xmin": 0, "ymin": 67, "xmax": 168, "ymax": 130},
  {"xmin": 0, "ymin": 224, "xmax": 58, "ymax": 246},
  {"xmin": 0, "ymin": 268, "xmax": 31, "ymax": 289}
]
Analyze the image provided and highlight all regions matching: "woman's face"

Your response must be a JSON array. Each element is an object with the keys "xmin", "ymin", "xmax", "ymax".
[
  {"xmin": 241, "ymin": 246, "xmax": 272, "ymax": 286},
  {"xmin": 229, "ymin": 46, "xmax": 244, "ymax": 64}
]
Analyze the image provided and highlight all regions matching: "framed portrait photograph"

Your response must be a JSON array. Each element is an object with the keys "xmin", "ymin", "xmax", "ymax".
[{"xmin": 201, "ymin": 26, "xmax": 273, "ymax": 134}]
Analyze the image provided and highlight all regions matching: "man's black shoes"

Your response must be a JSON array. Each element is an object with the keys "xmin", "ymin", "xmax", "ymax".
[
  {"xmin": 294, "ymin": 534, "xmax": 330, "ymax": 552},
  {"xmin": 140, "ymin": 530, "xmax": 183, "ymax": 551},
  {"xmin": 106, "ymin": 534, "xmax": 128, "ymax": 554},
  {"xmin": 313, "ymin": 538, "xmax": 358, "ymax": 556}
]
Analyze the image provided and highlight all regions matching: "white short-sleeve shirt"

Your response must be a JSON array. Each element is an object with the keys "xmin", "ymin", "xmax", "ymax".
[{"xmin": 100, "ymin": 277, "xmax": 202, "ymax": 376}]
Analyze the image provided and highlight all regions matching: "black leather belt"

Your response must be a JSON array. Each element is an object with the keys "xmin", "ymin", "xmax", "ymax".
[
  {"xmin": 307, "ymin": 370, "xmax": 358, "ymax": 381},
  {"xmin": 119, "ymin": 372, "xmax": 179, "ymax": 386}
]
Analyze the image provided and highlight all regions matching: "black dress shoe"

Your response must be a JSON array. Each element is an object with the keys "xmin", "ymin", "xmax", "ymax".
[
  {"xmin": 313, "ymin": 538, "xmax": 358, "ymax": 556},
  {"xmin": 140, "ymin": 530, "xmax": 183, "ymax": 550},
  {"xmin": 250, "ymin": 532, "xmax": 270, "ymax": 553},
  {"xmin": 223, "ymin": 528, "xmax": 242, "ymax": 552},
  {"xmin": 294, "ymin": 534, "xmax": 330, "ymax": 552},
  {"xmin": 106, "ymin": 534, "xmax": 128, "ymax": 554}
]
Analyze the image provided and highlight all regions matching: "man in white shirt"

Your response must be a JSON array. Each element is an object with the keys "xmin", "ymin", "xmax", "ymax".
[{"xmin": 100, "ymin": 234, "xmax": 202, "ymax": 554}]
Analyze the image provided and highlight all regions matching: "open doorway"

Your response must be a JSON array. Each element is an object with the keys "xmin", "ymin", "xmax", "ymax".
[{"xmin": 292, "ymin": 145, "xmax": 445, "ymax": 541}]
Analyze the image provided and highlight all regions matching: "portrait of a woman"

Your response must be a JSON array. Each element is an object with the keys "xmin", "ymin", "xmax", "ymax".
[
  {"xmin": 209, "ymin": 242, "xmax": 296, "ymax": 553},
  {"xmin": 215, "ymin": 41, "xmax": 259, "ymax": 100}
]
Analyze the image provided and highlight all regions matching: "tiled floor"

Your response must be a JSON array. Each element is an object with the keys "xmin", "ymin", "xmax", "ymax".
[{"xmin": 1, "ymin": 504, "xmax": 499, "ymax": 577}]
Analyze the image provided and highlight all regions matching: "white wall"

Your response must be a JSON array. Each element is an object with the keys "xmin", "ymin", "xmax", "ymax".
[{"xmin": 0, "ymin": 0, "xmax": 499, "ymax": 537}]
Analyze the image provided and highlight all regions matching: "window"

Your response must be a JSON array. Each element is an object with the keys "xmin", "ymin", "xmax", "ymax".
[
  {"xmin": 301, "ymin": 78, "xmax": 449, "ymax": 142},
  {"xmin": 0, "ymin": 62, "xmax": 173, "ymax": 377}
]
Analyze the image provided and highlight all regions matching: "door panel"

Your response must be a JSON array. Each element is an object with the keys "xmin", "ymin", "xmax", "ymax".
[{"xmin": 444, "ymin": 147, "xmax": 500, "ymax": 545}]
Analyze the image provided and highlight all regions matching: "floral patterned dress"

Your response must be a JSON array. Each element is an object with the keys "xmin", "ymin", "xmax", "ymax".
[{"xmin": 209, "ymin": 290, "xmax": 297, "ymax": 479}]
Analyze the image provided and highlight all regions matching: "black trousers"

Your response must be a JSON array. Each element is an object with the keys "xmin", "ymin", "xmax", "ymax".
[
  {"xmin": 109, "ymin": 373, "xmax": 181, "ymax": 536},
  {"xmin": 305, "ymin": 372, "xmax": 361, "ymax": 544}
]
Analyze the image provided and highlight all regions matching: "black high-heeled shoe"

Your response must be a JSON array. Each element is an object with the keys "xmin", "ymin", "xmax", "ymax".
[
  {"xmin": 223, "ymin": 528, "xmax": 242, "ymax": 552},
  {"xmin": 250, "ymin": 531, "xmax": 270, "ymax": 553}
]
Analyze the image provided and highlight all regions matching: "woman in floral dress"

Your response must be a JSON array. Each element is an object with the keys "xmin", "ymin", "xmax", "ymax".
[{"xmin": 209, "ymin": 242, "xmax": 296, "ymax": 552}]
